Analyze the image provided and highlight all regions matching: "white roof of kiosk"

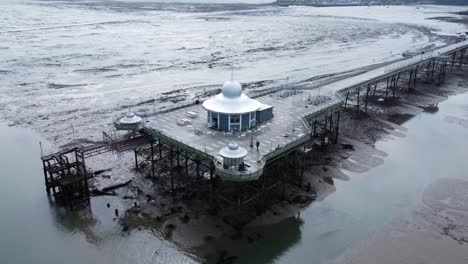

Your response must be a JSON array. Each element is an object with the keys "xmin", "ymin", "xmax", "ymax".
[
  {"xmin": 219, "ymin": 143, "xmax": 248, "ymax": 159},
  {"xmin": 202, "ymin": 80, "xmax": 262, "ymax": 115},
  {"xmin": 120, "ymin": 112, "xmax": 142, "ymax": 125}
]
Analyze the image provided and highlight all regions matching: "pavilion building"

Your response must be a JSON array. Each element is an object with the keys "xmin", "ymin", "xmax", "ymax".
[{"xmin": 202, "ymin": 78, "xmax": 273, "ymax": 132}]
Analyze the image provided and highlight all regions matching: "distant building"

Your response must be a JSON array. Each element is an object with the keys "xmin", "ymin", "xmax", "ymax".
[{"xmin": 202, "ymin": 77, "xmax": 273, "ymax": 132}]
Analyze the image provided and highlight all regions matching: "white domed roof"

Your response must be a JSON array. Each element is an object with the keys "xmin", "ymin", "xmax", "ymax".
[
  {"xmin": 203, "ymin": 79, "xmax": 262, "ymax": 114},
  {"xmin": 222, "ymin": 80, "xmax": 242, "ymax": 98},
  {"xmin": 120, "ymin": 112, "xmax": 142, "ymax": 125},
  {"xmin": 219, "ymin": 143, "xmax": 248, "ymax": 159}
]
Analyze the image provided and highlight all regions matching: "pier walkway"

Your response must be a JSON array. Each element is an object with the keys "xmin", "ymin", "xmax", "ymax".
[
  {"xmin": 143, "ymin": 40, "xmax": 468, "ymax": 181},
  {"xmin": 40, "ymin": 39, "xmax": 468, "ymax": 209}
]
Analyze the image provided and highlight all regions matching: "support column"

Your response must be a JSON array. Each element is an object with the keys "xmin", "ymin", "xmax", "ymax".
[
  {"xmin": 151, "ymin": 142, "xmax": 155, "ymax": 177},
  {"xmin": 313, "ymin": 120, "xmax": 317, "ymax": 137},
  {"xmin": 414, "ymin": 66, "xmax": 419, "ymax": 90},
  {"xmin": 451, "ymin": 51, "xmax": 456, "ymax": 71},
  {"xmin": 185, "ymin": 155, "xmax": 189, "ymax": 178},
  {"xmin": 299, "ymin": 154, "xmax": 305, "ymax": 188},
  {"xmin": 176, "ymin": 146, "xmax": 180, "ymax": 167},
  {"xmin": 356, "ymin": 89, "xmax": 360, "ymax": 118},
  {"xmin": 134, "ymin": 149, "xmax": 139, "ymax": 170},
  {"xmin": 209, "ymin": 166, "xmax": 214, "ymax": 204},
  {"xmin": 385, "ymin": 77, "xmax": 390, "ymax": 101},
  {"xmin": 196, "ymin": 160, "xmax": 200, "ymax": 181},
  {"xmin": 261, "ymin": 173, "xmax": 266, "ymax": 211},
  {"xmin": 169, "ymin": 144, "xmax": 173, "ymax": 168},
  {"xmin": 334, "ymin": 110, "xmax": 341, "ymax": 144},
  {"xmin": 42, "ymin": 160, "xmax": 50, "ymax": 194},
  {"xmin": 281, "ymin": 160, "xmax": 286, "ymax": 200},
  {"xmin": 158, "ymin": 139, "xmax": 162, "ymax": 159},
  {"xmin": 459, "ymin": 49, "xmax": 466, "ymax": 69},
  {"xmin": 365, "ymin": 84, "xmax": 370, "ymax": 112},
  {"xmin": 344, "ymin": 91, "xmax": 349, "ymax": 108},
  {"xmin": 170, "ymin": 170, "xmax": 174, "ymax": 195},
  {"xmin": 408, "ymin": 70, "xmax": 413, "ymax": 90},
  {"xmin": 431, "ymin": 59, "xmax": 436, "ymax": 82}
]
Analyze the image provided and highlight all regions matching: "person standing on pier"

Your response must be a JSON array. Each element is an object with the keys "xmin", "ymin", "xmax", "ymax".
[{"xmin": 256, "ymin": 140, "xmax": 260, "ymax": 152}]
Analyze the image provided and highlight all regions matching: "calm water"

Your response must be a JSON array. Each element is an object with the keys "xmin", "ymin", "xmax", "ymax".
[
  {"xmin": 1, "ymin": 91, "xmax": 468, "ymax": 263},
  {"xmin": 0, "ymin": 125, "xmax": 195, "ymax": 263}
]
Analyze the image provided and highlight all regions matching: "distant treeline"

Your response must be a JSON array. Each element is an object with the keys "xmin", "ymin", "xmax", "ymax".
[
  {"xmin": 432, "ymin": 0, "xmax": 468, "ymax": 5},
  {"xmin": 275, "ymin": 0, "xmax": 468, "ymax": 6}
]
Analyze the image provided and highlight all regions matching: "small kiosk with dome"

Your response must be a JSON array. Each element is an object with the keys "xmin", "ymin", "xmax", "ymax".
[{"xmin": 114, "ymin": 112, "xmax": 142, "ymax": 130}]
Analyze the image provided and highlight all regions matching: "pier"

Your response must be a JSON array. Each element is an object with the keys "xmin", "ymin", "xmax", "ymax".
[{"xmin": 41, "ymin": 40, "xmax": 468, "ymax": 211}]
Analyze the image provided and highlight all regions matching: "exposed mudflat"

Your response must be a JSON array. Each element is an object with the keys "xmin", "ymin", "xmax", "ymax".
[
  {"xmin": 333, "ymin": 178, "xmax": 468, "ymax": 264},
  {"xmin": 1, "ymin": 1, "xmax": 466, "ymax": 151}
]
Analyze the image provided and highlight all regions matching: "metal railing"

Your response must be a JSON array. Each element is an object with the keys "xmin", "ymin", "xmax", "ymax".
[{"xmin": 213, "ymin": 155, "xmax": 266, "ymax": 182}]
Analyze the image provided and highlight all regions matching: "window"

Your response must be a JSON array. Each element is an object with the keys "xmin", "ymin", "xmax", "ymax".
[{"xmin": 230, "ymin": 115, "xmax": 240, "ymax": 123}]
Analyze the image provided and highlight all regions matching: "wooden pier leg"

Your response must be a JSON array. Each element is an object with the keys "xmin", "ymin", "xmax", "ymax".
[
  {"xmin": 335, "ymin": 110, "xmax": 341, "ymax": 144},
  {"xmin": 237, "ymin": 185, "xmax": 241, "ymax": 212},
  {"xmin": 385, "ymin": 77, "xmax": 389, "ymax": 101},
  {"xmin": 185, "ymin": 155, "xmax": 189, "ymax": 178},
  {"xmin": 299, "ymin": 154, "xmax": 305, "ymax": 188},
  {"xmin": 261, "ymin": 174, "xmax": 266, "ymax": 211},
  {"xmin": 313, "ymin": 120, "xmax": 317, "ymax": 137},
  {"xmin": 84, "ymin": 175, "xmax": 90, "ymax": 204},
  {"xmin": 151, "ymin": 142, "xmax": 155, "ymax": 177},
  {"xmin": 195, "ymin": 160, "xmax": 200, "ymax": 181},
  {"xmin": 323, "ymin": 116, "xmax": 328, "ymax": 144},
  {"xmin": 408, "ymin": 70, "xmax": 413, "ymax": 90},
  {"xmin": 170, "ymin": 170, "xmax": 175, "ymax": 195},
  {"xmin": 442, "ymin": 63, "xmax": 447, "ymax": 82},
  {"xmin": 169, "ymin": 144, "xmax": 173, "ymax": 168},
  {"xmin": 459, "ymin": 49, "xmax": 466, "ymax": 69},
  {"xmin": 344, "ymin": 91, "xmax": 349, "ymax": 108},
  {"xmin": 158, "ymin": 139, "xmax": 162, "ymax": 159},
  {"xmin": 356, "ymin": 89, "xmax": 360, "ymax": 118},
  {"xmin": 42, "ymin": 160, "xmax": 50, "ymax": 194},
  {"xmin": 431, "ymin": 60, "xmax": 436, "ymax": 82},
  {"xmin": 414, "ymin": 66, "xmax": 419, "ymax": 90},
  {"xmin": 134, "ymin": 149, "xmax": 139, "ymax": 170},
  {"xmin": 176, "ymin": 146, "xmax": 180, "ymax": 167},
  {"xmin": 451, "ymin": 52, "xmax": 456, "ymax": 71},
  {"xmin": 365, "ymin": 84, "xmax": 370, "ymax": 112},
  {"xmin": 209, "ymin": 167, "xmax": 214, "ymax": 204},
  {"xmin": 281, "ymin": 161, "xmax": 286, "ymax": 200},
  {"xmin": 413, "ymin": 69, "xmax": 418, "ymax": 90}
]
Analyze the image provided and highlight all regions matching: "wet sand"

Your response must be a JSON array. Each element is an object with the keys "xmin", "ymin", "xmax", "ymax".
[{"xmin": 333, "ymin": 178, "xmax": 468, "ymax": 264}]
